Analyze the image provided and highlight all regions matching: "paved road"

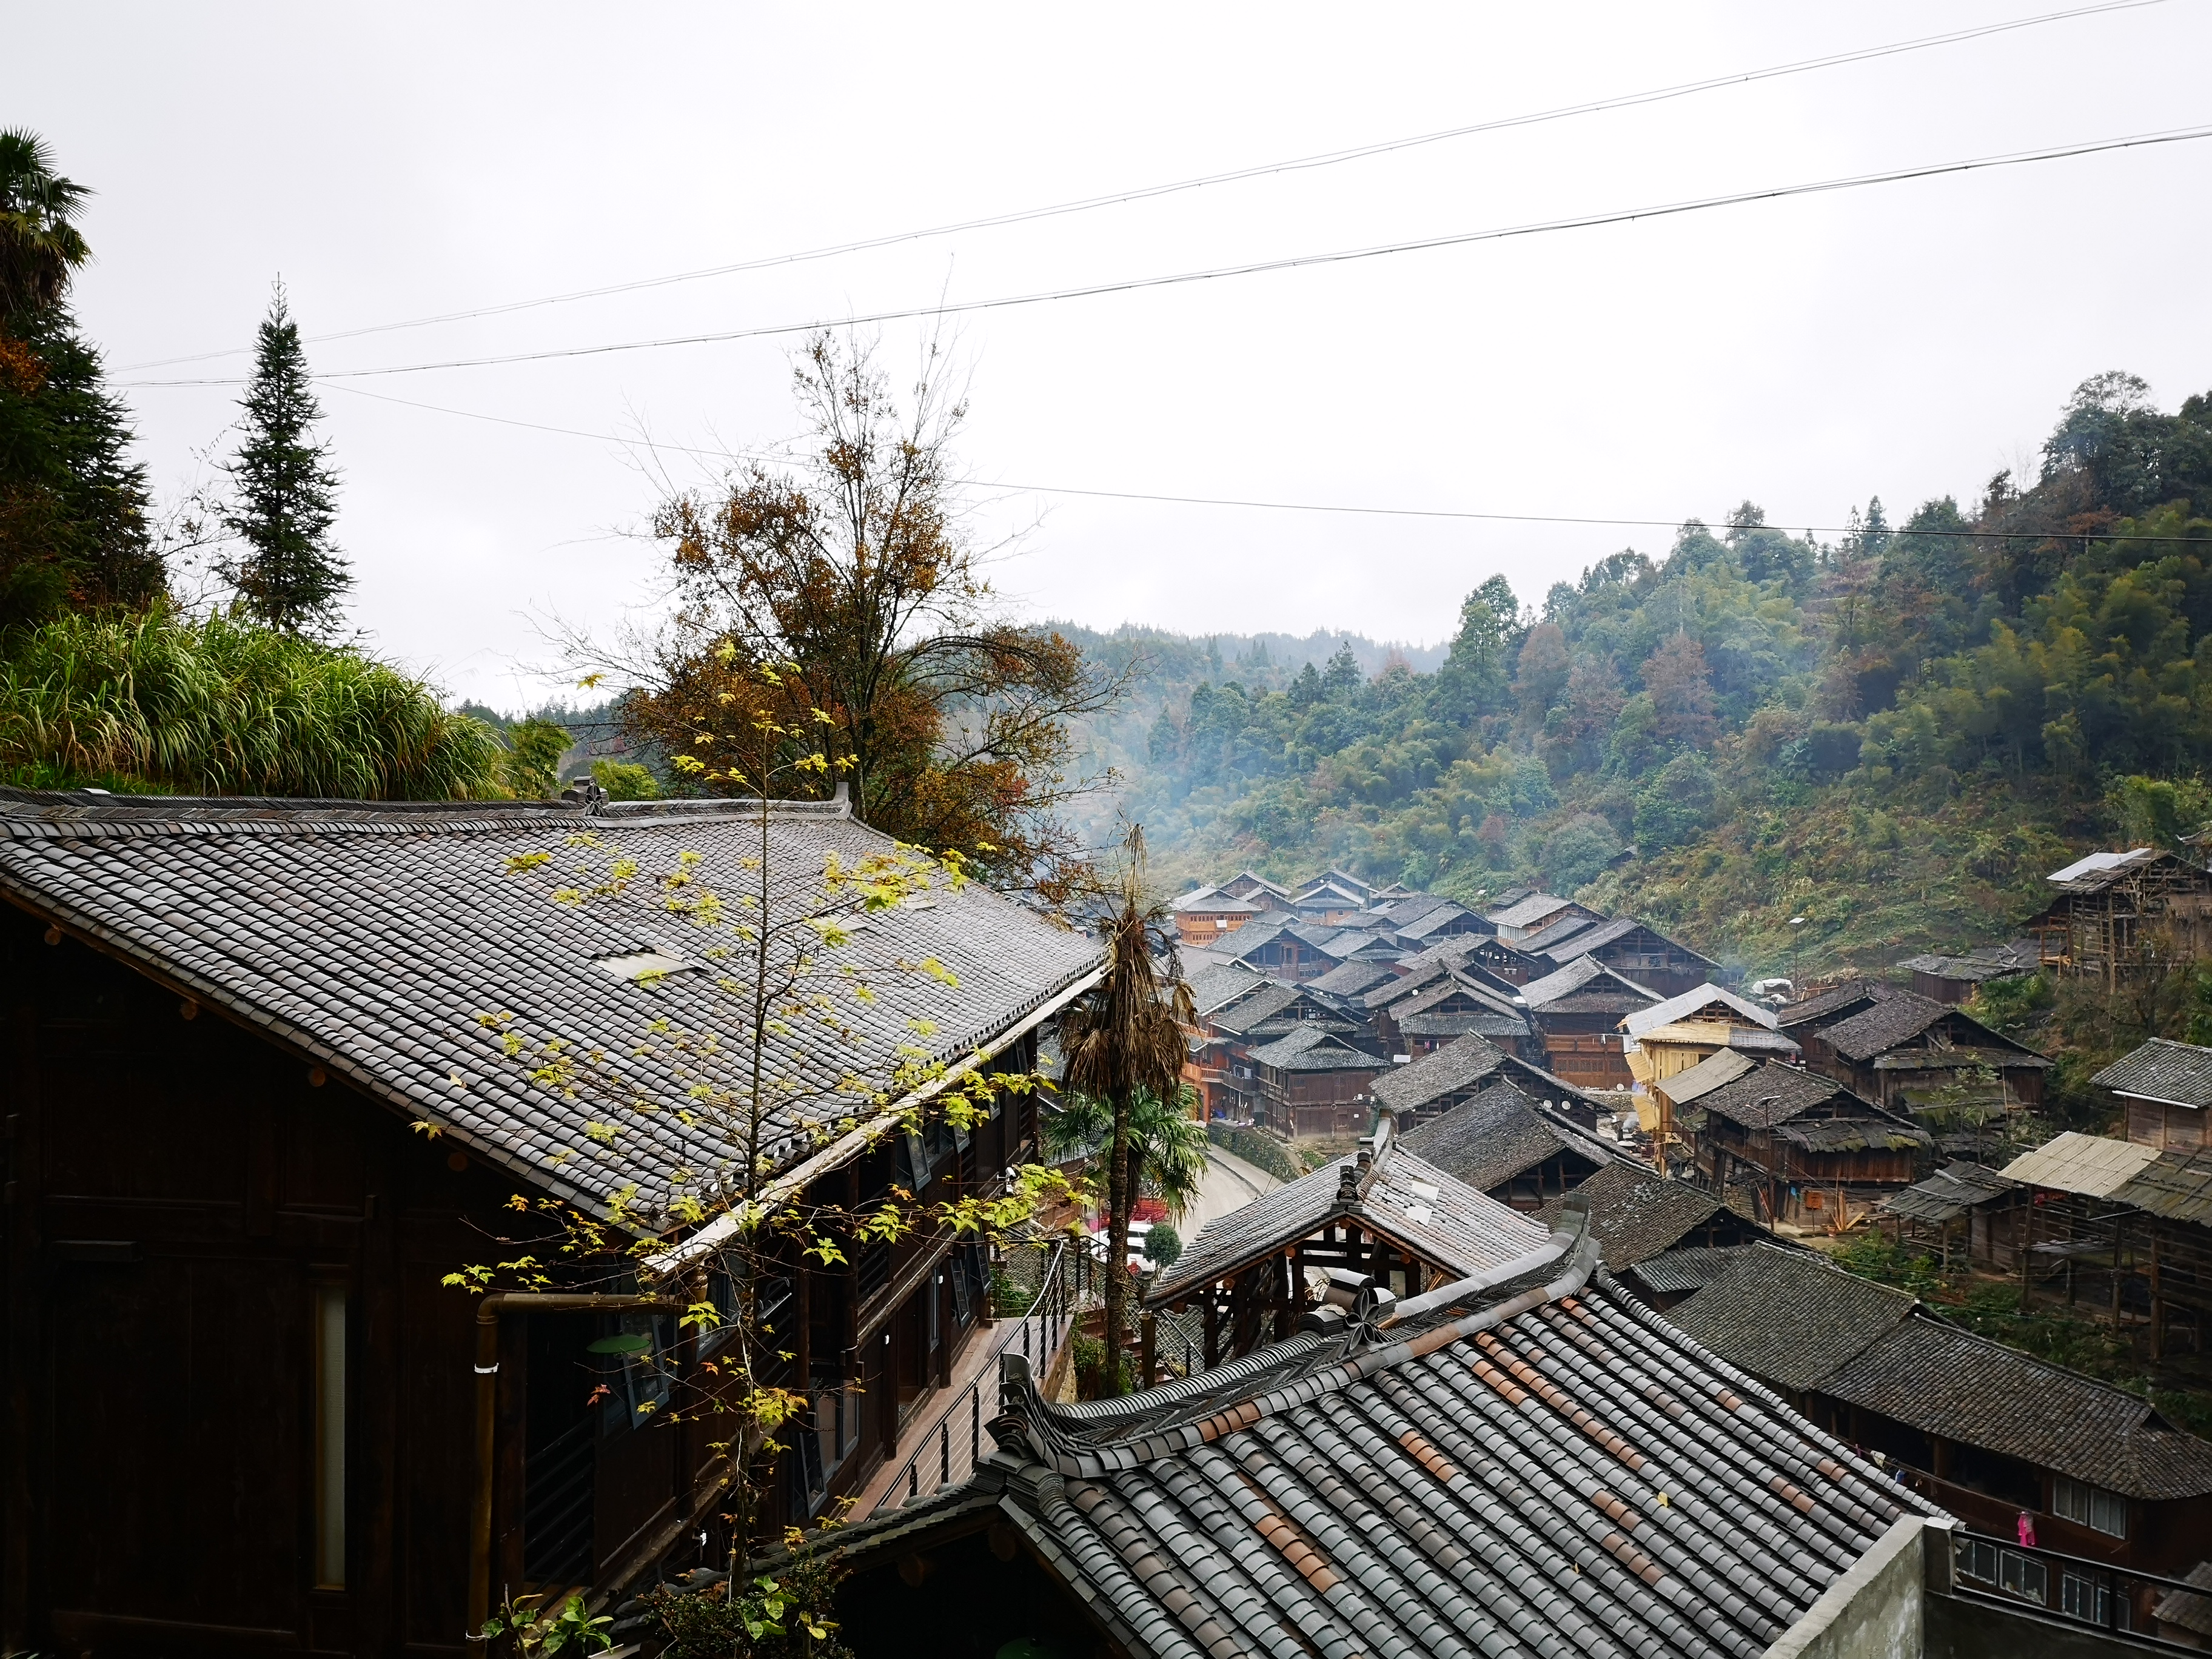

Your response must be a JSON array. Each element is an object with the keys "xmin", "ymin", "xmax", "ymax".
[{"xmin": 1177, "ymin": 1145, "xmax": 1284, "ymax": 1239}]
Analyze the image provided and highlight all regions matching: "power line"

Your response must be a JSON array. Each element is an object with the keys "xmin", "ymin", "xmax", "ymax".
[
  {"xmin": 315, "ymin": 381, "xmax": 2209, "ymax": 546},
  {"xmin": 115, "ymin": 0, "xmax": 2167, "ymax": 375},
  {"xmin": 122, "ymin": 122, "xmax": 2212, "ymax": 389}
]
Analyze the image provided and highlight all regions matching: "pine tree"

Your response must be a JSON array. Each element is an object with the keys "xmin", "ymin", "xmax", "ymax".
[{"xmin": 222, "ymin": 284, "xmax": 349, "ymax": 635}]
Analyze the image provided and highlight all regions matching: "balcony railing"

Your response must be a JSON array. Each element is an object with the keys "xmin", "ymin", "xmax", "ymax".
[{"xmin": 1949, "ymin": 1527, "xmax": 2205, "ymax": 1647}]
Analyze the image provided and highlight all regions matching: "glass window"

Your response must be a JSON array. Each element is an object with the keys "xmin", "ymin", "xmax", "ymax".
[
  {"xmin": 2000, "ymin": 1550, "xmax": 2048, "ymax": 1605},
  {"xmin": 313, "ymin": 1285, "xmax": 347, "ymax": 1589},
  {"xmin": 1957, "ymin": 1537, "xmax": 1999, "ymax": 1584},
  {"xmin": 2062, "ymin": 1572, "xmax": 2114, "ymax": 1626},
  {"xmin": 2054, "ymin": 1477, "xmax": 2129, "ymax": 1537}
]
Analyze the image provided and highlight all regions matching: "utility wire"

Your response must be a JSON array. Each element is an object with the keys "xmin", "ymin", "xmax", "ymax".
[
  {"xmin": 124, "ymin": 123, "xmax": 2212, "ymax": 389},
  {"xmin": 317, "ymin": 381, "xmax": 2209, "ymax": 546},
  {"xmin": 115, "ymin": 0, "xmax": 2171, "ymax": 374}
]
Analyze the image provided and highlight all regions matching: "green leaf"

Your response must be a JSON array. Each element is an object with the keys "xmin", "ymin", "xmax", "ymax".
[{"xmin": 586, "ymin": 1333, "xmax": 651, "ymax": 1355}]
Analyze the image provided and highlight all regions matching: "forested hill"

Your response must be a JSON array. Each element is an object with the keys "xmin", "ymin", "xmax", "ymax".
[{"xmin": 1070, "ymin": 372, "xmax": 2212, "ymax": 984}]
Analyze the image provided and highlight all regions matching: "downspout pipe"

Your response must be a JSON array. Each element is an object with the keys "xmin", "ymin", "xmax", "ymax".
[{"xmin": 468, "ymin": 1293, "xmax": 684, "ymax": 1643}]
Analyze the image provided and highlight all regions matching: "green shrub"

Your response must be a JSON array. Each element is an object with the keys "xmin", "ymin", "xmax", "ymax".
[
  {"xmin": 0, "ymin": 605, "xmax": 503, "ymax": 797},
  {"xmin": 1142, "ymin": 1223, "xmax": 1182, "ymax": 1267}
]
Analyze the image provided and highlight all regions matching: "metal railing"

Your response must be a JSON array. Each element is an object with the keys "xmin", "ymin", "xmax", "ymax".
[
  {"xmin": 871, "ymin": 1239, "xmax": 1085, "ymax": 1513},
  {"xmin": 1949, "ymin": 1527, "xmax": 2205, "ymax": 1647}
]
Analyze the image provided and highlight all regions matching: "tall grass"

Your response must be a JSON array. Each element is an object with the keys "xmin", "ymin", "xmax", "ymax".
[{"xmin": 0, "ymin": 606, "xmax": 506, "ymax": 799}]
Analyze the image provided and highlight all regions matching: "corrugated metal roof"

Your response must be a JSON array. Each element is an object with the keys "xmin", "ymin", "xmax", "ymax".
[
  {"xmin": 2046, "ymin": 848, "xmax": 2153, "ymax": 883},
  {"xmin": 2001, "ymin": 1131, "xmax": 2162, "ymax": 1198}
]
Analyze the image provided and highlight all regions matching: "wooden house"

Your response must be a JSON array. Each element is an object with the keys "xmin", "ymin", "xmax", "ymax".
[
  {"xmin": 1668, "ymin": 1244, "xmax": 2212, "ymax": 1579},
  {"xmin": 1167, "ymin": 885, "xmax": 1265, "ymax": 947},
  {"xmin": 1367, "ymin": 1030, "xmax": 1607, "ymax": 1135},
  {"xmin": 1799, "ymin": 991, "xmax": 2051, "ymax": 1112},
  {"xmin": 2025, "ymin": 848, "xmax": 2212, "ymax": 986},
  {"xmin": 1517, "ymin": 956, "xmax": 1661, "ymax": 1090},
  {"xmin": 1620, "ymin": 982, "xmax": 1795, "ymax": 1098},
  {"xmin": 1381, "ymin": 895, "xmax": 1489, "ymax": 948},
  {"xmin": 1895, "ymin": 941, "xmax": 2037, "ymax": 1005},
  {"xmin": 1396, "ymin": 1077, "xmax": 1616, "ymax": 1209},
  {"xmin": 1370, "ymin": 972, "xmax": 1533, "ymax": 1059},
  {"xmin": 1691, "ymin": 1061, "xmax": 1933, "ymax": 1225},
  {"xmin": 1215, "ymin": 869, "xmax": 1293, "ymax": 906},
  {"xmin": 1245, "ymin": 1026, "xmax": 1384, "ymax": 1138},
  {"xmin": 0, "ymin": 788, "xmax": 1098, "ymax": 1655},
  {"xmin": 1536, "ymin": 1161, "xmax": 1765, "ymax": 1309},
  {"xmin": 1142, "ymin": 1125, "xmax": 1546, "ymax": 1362},
  {"xmin": 1535, "ymin": 916, "xmax": 1719, "ymax": 999},
  {"xmin": 1289, "ymin": 872, "xmax": 1371, "ymax": 924},
  {"xmin": 822, "ymin": 1201, "xmax": 1952, "ymax": 1659},
  {"xmin": 2097, "ymin": 1037, "xmax": 2212, "ymax": 1151},
  {"xmin": 1483, "ymin": 890, "xmax": 1601, "ymax": 944}
]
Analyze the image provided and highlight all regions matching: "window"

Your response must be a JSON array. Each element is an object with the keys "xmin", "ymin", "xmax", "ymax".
[
  {"xmin": 2054, "ymin": 1477, "xmax": 2129, "ymax": 1537},
  {"xmin": 2062, "ymin": 1572, "xmax": 2127, "ymax": 1628},
  {"xmin": 312, "ymin": 1284, "xmax": 347, "ymax": 1589},
  {"xmin": 2000, "ymin": 1550, "xmax": 2048, "ymax": 1605}
]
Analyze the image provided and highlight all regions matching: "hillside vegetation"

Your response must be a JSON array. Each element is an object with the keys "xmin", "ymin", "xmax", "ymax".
[{"xmin": 1085, "ymin": 372, "xmax": 2212, "ymax": 987}]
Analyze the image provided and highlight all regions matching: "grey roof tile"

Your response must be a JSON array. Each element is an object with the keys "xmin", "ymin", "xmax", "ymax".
[{"xmin": 0, "ymin": 791, "xmax": 1098, "ymax": 1227}]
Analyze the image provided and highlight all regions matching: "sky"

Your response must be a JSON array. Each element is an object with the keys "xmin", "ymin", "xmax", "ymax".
[{"xmin": 17, "ymin": 1, "xmax": 2212, "ymax": 709}]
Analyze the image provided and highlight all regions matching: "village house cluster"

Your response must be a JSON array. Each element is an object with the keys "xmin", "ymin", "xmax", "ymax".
[{"xmin": 9, "ymin": 782, "xmax": 2212, "ymax": 1657}]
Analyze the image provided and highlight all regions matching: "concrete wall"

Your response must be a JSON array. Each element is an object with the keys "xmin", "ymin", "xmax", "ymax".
[{"xmin": 1765, "ymin": 1517, "xmax": 1928, "ymax": 1659}]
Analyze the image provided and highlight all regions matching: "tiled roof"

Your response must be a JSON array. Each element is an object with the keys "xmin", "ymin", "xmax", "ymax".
[
  {"xmin": 1399, "ymin": 1080, "xmax": 1612, "ymax": 1193},
  {"xmin": 1623, "ymin": 984, "xmax": 1777, "ymax": 1040},
  {"xmin": 1663, "ymin": 1245, "xmax": 1917, "ymax": 1391},
  {"xmin": 0, "ymin": 790, "xmax": 1100, "ymax": 1228},
  {"xmin": 1370, "ymin": 1032, "xmax": 1507, "ymax": 1113},
  {"xmin": 1815, "ymin": 993, "xmax": 2032, "ymax": 1064},
  {"xmin": 860, "ymin": 1215, "xmax": 1930, "ymax": 1659},
  {"xmin": 1309, "ymin": 959, "xmax": 1394, "ymax": 998},
  {"xmin": 2000, "ymin": 1131, "xmax": 2162, "ymax": 1198},
  {"xmin": 1217, "ymin": 916, "xmax": 1295, "ymax": 962},
  {"xmin": 1208, "ymin": 981, "xmax": 1311, "ymax": 1037},
  {"xmin": 1878, "ymin": 1161, "xmax": 2017, "ymax": 1222},
  {"xmin": 1626, "ymin": 1244, "xmax": 1761, "ymax": 1297},
  {"xmin": 1520, "ymin": 956, "xmax": 1660, "ymax": 1011},
  {"xmin": 1691, "ymin": 1063, "xmax": 1866, "ymax": 1131},
  {"xmin": 1393, "ymin": 902, "xmax": 1475, "ymax": 942},
  {"xmin": 1894, "ymin": 948, "xmax": 2033, "ymax": 983},
  {"xmin": 1515, "ymin": 912, "xmax": 1600, "ymax": 956},
  {"xmin": 1398, "ymin": 1011, "xmax": 1533, "ymax": 1041},
  {"xmin": 2154, "ymin": 1562, "xmax": 2212, "ymax": 1638},
  {"xmin": 1378, "ymin": 893, "xmax": 1454, "ymax": 927},
  {"xmin": 1172, "ymin": 887, "xmax": 1262, "ymax": 915},
  {"xmin": 1247, "ymin": 1027, "xmax": 1383, "ymax": 1072},
  {"xmin": 1391, "ymin": 974, "xmax": 1521, "ymax": 1023},
  {"xmin": 1548, "ymin": 916, "xmax": 1718, "ymax": 971},
  {"xmin": 2094, "ymin": 1037, "xmax": 2212, "ymax": 1108},
  {"xmin": 1184, "ymin": 961, "xmax": 1272, "ymax": 1017},
  {"xmin": 1775, "ymin": 980, "xmax": 1894, "ymax": 1032},
  {"xmin": 1822, "ymin": 1315, "xmax": 2212, "ymax": 1500},
  {"xmin": 1146, "ymin": 1140, "xmax": 1546, "ymax": 1305},
  {"xmin": 1484, "ymin": 891, "xmax": 1578, "ymax": 929},
  {"xmin": 1538, "ymin": 1162, "xmax": 1725, "ymax": 1268}
]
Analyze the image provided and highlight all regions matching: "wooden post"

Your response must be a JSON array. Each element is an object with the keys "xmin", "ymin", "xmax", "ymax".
[
  {"xmin": 2151, "ymin": 1228, "xmax": 2165, "ymax": 1359},
  {"xmin": 2020, "ymin": 1198, "xmax": 2037, "ymax": 1309},
  {"xmin": 2111, "ymin": 1215, "xmax": 2125, "ymax": 1330},
  {"xmin": 1203, "ymin": 1287, "xmax": 1220, "ymax": 1371},
  {"xmin": 1139, "ymin": 1310, "xmax": 1156, "ymax": 1390}
]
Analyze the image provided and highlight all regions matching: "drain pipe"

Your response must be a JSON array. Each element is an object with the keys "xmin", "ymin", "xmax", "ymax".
[{"xmin": 468, "ymin": 1292, "xmax": 683, "ymax": 1643}]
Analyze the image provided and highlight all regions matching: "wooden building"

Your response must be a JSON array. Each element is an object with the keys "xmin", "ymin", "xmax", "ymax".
[
  {"xmin": 1517, "ymin": 956, "xmax": 1661, "ymax": 1090},
  {"xmin": 1691, "ymin": 1060, "xmax": 1934, "ymax": 1225},
  {"xmin": 1370, "ymin": 972, "xmax": 1534, "ymax": 1059},
  {"xmin": 2097, "ymin": 1037, "xmax": 2212, "ymax": 1151},
  {"xmin": 1620, "ymin": 982, "xmax": 1796, "ymax": 1103},
  {"xmin": 1367, "ymin": 1030, "xmax": 1607, "ymax": 1136},
  {"xmin": 1483, "ymin": 890, "xmax": 1601, "ymax": 944},
  {"xmin": 0, "ymin": 788, "xmax": 1098, "ymax": 1655},
  {"xmin": 1142, "ymin": 1125, "xmax": 1546, "ymax": 1363},
  {"xmin": 1245, "ymin": 1026, "xmax": 1384, "ymax": 1138},
  {"xmin": 1668, "ymin": 1244, "xmax": 2212, "ymax": 1579},
  {"xmin": 1535, "ymin": 916, "xmax": 1720, "ymax": 999},
  {"xmin": 1396, "ymin": 1077, "xmax": 1617, "ymax": 1209},
  {"xmin": 1895, "ymin": 942, "xmax": 2037, "ymax": 1006},
  {"xmin": 2025, "ymin": 848, "xmax": 2212, "ymax": 986},
  {"xmin": 1536, "ymin": 1160, "xmax": 1765, "ymax": 1310},
  {"xmin": 1167, "ymin": 885, "xmax": 1265, "ymax": 946},
  {"xmin": 823, "ymin": 1200, "xmax": 1951, "ymax": 1659},
  {"xmin": 1798, "ymin": 990, "xmax": 2051, "ymax": 1112}
]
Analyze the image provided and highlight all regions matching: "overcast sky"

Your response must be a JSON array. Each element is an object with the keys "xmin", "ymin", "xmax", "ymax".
[{"xmin": 19, "ymin": 1, "xmax": 2212, "ymax": 708}]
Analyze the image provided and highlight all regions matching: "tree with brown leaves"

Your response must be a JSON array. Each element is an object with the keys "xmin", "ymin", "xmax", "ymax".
[
  {"xmin": 1060, "ymin": 827, "xmax": 1194, "ymax": 1395},
  {"xmin": 613, "ymin": 332, "xmax": 1125, "ymax": 907}
]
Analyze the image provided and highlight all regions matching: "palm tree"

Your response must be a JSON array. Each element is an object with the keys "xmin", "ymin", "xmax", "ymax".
[
  {"xmin": 1043, "ymin": 1085, "xmax": 1209, "ymax": 1222},
  {"xmin": 1059, "ymin": 827, "xmax": 1194, "ymax": 1395},
  {"xmin": 0, "ymin": 129, "xmax": 92, "ymax": 319}
]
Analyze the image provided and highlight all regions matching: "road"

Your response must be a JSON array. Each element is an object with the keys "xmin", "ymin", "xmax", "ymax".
[{"xmin": 1175, "ymin": 1144, "xmax": 1284, "ymax": 1239}]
